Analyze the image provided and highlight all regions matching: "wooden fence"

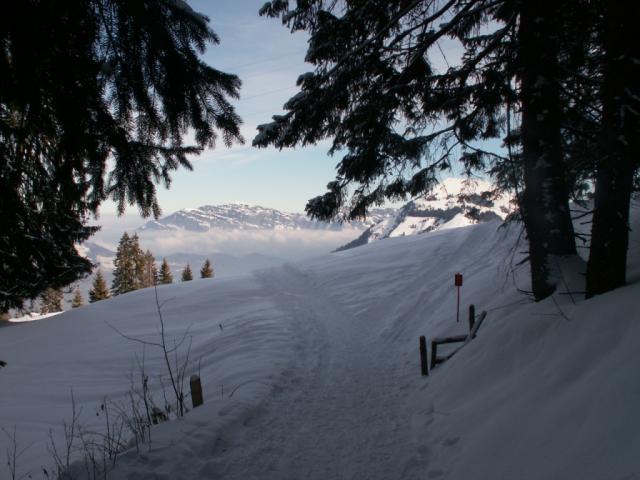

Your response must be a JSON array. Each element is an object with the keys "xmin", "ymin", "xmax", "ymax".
[{"xmin": 419, "ymin": 304, "xmax": 487, "ymax": 375}]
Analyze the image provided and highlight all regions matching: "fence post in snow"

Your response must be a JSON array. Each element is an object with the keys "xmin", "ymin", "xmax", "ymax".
[
  {"xmin": 468, "ymin": 304, "xmax": 476, "ymax": 332},
  {"xmin": 190, "ymin": 375, "xmax": 204, "ymax": 408},
  {"xmin": 419, "ymin": 335, "xmax": 428, "ymax": 376}
]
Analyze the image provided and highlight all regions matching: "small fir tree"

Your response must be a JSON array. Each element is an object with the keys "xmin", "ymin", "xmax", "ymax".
[
  {"xmin": 181, "ymin": 264, "xmax": 193, "ymax": 282},
  {"xmin": 111, "ymin": 232, "xmax": 137, "ymax": 295},
  {"xmin": 159, "ymin": 258, "xmax": 173, "ymax": 284},
  {"xmin": 200, "ymin": 259, "xmax": 214, "ymax": 278},
  {"xmin": 89, "ymin": 271, "xmax": 111, "ymax": 303},
  {"xmin": 131, "ymin": 234, "xmax": 147, "ymax": 288},
  {"xmin": 71, "ymin": 288, "xmax": 84, "ymax": 308},
  {"xmin": 112, "ymin": 232, "xmax": 152, "ymax": 294},
  {"xmin": 40, "ymin": 288, "xmax": 64, "ymax": 314}
]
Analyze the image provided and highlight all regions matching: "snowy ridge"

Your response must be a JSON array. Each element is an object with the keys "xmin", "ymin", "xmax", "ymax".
[
  {"xmin": 139, "ymin": 203, "xmax": 394, "ymax": 232},
  {"xmin": 337, "ymin": 177, "xmax": 513, "ymax": 251}
]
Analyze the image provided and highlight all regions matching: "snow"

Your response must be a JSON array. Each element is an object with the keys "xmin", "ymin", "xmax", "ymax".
[
  {"xmin": 438, "ymin": 212, "xmax": 471, "ymax": 230},
  {"xmin": 344, "ymin": 177, "xmax": 514, "ymax": 249},
  {"xmin": 1, "ymin": 208, "xmax": 639, "ymax": 479},
  {"xmin": 7, "ymin": 312, "xmax": 62, "ymax": 323},
  {"xmin": 390, "ymin": 215, "xmax": 440, "ymax": 236}
]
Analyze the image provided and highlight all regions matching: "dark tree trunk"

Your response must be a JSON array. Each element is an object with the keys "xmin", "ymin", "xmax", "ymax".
[
  {"xmin": 517, "ymin": 1, "xmax": 577, "ymax": 301},
  {"xmin": 586, "ymin": 2, "xmax": 640, "ymax": 298}
]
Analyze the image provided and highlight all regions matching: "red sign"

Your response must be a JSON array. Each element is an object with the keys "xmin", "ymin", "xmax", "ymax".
[{"xmin": 454, "ymin": 273, "xmax": 463, "ymax": 287}]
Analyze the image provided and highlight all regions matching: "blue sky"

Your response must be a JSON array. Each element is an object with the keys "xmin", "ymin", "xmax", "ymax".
[
  {"xmin": 101, "ymin": 0, "xmax": 335, "ymax": 218},
  {"xmin": 99, "ymin": 0, "xmax": 478, "ymax": 225}
]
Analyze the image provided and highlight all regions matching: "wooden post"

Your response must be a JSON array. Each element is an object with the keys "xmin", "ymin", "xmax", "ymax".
[
  {"xmin": 468, "ymin": 304, "xmax": 476, "ymax": 332},
  {"xmin": 430, "ymin": 341, "xmax": 438, "ymax": 370},
  {"xmin": 454, "ymin": 273, "xmax": 463, "ymax": 323},
  {"xmin": 190, "ymin": 375, "xmax": 203, "ymax": 408},
  {"xmin": 419, "ymin": 335, "xmax": 428, "ymax": 376}
]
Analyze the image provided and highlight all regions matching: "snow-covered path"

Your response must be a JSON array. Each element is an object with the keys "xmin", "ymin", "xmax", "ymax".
[{"xmin": 197, "ymin": 265, "xmax": 423, "ymax": 480}]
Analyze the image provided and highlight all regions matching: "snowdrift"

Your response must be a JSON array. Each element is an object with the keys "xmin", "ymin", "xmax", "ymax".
[{"xmin": 1, "ymin": 209, "xmax": 638, "ymax": 479}]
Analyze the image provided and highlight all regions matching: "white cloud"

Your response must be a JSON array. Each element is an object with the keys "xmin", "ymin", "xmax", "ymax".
[{"xmin": 135, "ymin": 227, "xmax": 363, "ymax": 260}]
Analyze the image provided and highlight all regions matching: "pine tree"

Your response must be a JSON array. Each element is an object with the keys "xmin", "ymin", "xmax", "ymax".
[
  {"xmin": 181, "ymin": 264, "xmax": 193, "ymax": 282},
  {"xmin": 260, "ymin": 0, "xmax": 637, "ymax": 300},
  {"xmin": 256, "ymin": 0, "xmax": 583, "ymax": 301},
  {"xmin": 147, "ymin": 251, "xmax": 159, "ymax": 287},
  {"xmin": 111, "ymin": 232, "xmax": 156, "ymax": 293},
  {"xmin": 111, "ymin": 233, "xmax": 138, "ymax": 295},
  {"xmin": 1, "ymin": 0, "xmax": 243, "ymax": 311},
  {"xmin": 514, "ymin": 1, "xmax": 577, "ymax": 298},
  {"xmin": 71, "ymin": 288, "xmax": 84, "ymax": 308},
  {"xmin": 200, "ymin": 259, "xmax": 214, "ymax": 278},
  {"xmin": 131, "ymin": 234, "xmax": 146, "ymax": 289},
  {"xmin": 585, "ymin": 1, "xmax": 640, "ymax": 297},
  {"xmin": 137, "ymin": 247, "xmax": 157, "ymax": 289},
  {"xmin": 89, "ymin": 271, "xmax": 110, "ymax": 303},
  {"xmin": 159, "ymin": 258, "xmax": 174, "ymax": 285},
  {"xmin": 39, "ymin": 288, "xmax": 64, "ymax": 314}
]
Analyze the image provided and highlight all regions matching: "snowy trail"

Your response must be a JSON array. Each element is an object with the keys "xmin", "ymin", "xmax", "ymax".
[{"xmin": 196, "ymin": 264, "xmax": 425, "ymax": 480}]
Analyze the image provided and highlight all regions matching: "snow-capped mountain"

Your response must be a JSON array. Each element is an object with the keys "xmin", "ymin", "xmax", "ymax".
[
  {"xmin": 139, "ymin": 204, "xmax": 393, "ymax": 232},
  {"xmin": 337, "ymin": 178, "xmax": 514, "ymax": 251}
]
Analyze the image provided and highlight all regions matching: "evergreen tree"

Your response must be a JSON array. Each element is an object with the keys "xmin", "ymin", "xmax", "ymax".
[
  {"xmin": 71, "ymin": 288, "xmax": 84, "ymax": 308},
  {"xmin": 1, "ymin": 0, "xmax": 243, "ymax": 311},
  {"xmin": 159, "ymin": 258, "xmax": 174, "ymax": 285},
  {"xmin": 135, "ymin": 244, "xmax": 157, "ymax": 289},
  {"xmin": 513, "ymin": 1, "xmax": 577, "ymax": 298},
  {"xmin": 39, "ymin": 288, "xmax": 64, "ymax": 314},
  {"xmin": 111, "ymin": 232, "xmax": 152, "ymax": 294},
  {"xmin": 181, "ymin": 264, "xmax": 193, "ymax": 282},
  {"xmin": 112, "ymin": 233, "xmax": 137, "ymax": 295},
  {"xmin": 256, "ymin": 0, "xmax": 592, "ymax": 301},
  {"xmin": 200, "ymin": 259, "xmax": 214, "ymax": 278},
  {"xmin": 139, "ymin": 250, "xmax": 159, "ymax": 288},
  {"xmin": 89, "ymin": 271, "xmax": 110, "ymax": 303},
  {"xmin": 585, "ymin": 1, "xmax": 640, "ymax": 297},
  {"xmin": 131, "ymin": 234, "xmax": 145, "ymax": 288}
]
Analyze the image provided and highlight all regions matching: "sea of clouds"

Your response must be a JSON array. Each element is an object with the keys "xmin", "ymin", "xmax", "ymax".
[{"xmin": 91, "ymin": 214, "xmax": 363, "ymax": 261}]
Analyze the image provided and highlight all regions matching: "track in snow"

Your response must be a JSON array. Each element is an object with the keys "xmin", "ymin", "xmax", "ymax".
[{"xmin": 195, "ymin": 265, "xmax": 428, "ymax": 480}]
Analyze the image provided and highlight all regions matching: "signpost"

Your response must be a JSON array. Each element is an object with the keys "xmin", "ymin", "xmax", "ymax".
[{"xmin": 454, "ymin": 272, "xmax": 463, "ymax": 322}]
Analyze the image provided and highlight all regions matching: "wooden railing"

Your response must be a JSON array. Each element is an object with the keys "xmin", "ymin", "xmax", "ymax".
[{"xmin": 419, "ymin": 304, "xmax": 487, "ymax": 376}]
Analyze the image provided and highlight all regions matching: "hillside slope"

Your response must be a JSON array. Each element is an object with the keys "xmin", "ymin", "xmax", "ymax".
[{"xmin": 0, "ymin": 210, "xmax": 638, "ymax": 479}]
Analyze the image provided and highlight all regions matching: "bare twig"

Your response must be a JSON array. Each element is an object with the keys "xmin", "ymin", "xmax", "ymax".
[
  {"xmin": 2, "ymin": 426, "xmax": 33, "ymax": 480},
  {"xmin": 106, "ymin": 284, "xmax": 195, "ymax": 417}
]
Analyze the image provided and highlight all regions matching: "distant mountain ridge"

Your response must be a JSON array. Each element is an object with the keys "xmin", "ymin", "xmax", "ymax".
[
  {"xmin": 337, "ymin": 178, "xmax": 513, "ymax": 251},
  {"xmin": 139, "ymin": 203, "xmax": 394, "ymax": 232}
]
